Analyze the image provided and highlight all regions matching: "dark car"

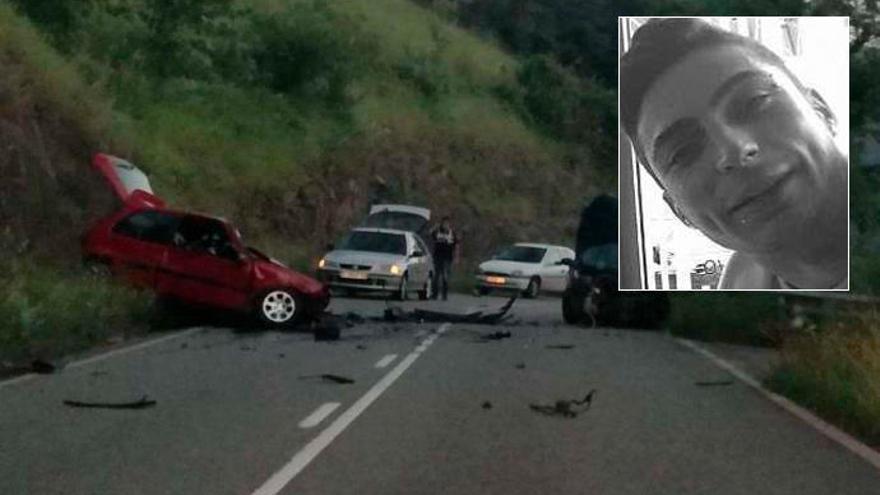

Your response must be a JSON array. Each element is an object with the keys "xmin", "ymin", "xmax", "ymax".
[
  {"xmin": 83, "ymin": 153, "xmax": 329, "ymax": 326},
  {"xmin": 561, "ymin": 195, "xmax": 669, "ymax": 328}
]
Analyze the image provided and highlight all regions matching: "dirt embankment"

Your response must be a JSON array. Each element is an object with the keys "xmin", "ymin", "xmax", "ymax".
[{"xmin": 0, "ymin": 50, "xmax": 118, "ymax": 266}]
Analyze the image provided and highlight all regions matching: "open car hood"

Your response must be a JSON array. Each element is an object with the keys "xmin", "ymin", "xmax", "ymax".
[
  {"xmin": 361, "ymin": 204, "xmax": 430, "ymax": 233},
  {"xmin": 93, "ymin": 153, "xmax": 165, "ymax": 209}
]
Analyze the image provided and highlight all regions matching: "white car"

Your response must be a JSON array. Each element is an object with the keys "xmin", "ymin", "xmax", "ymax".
[
  {"xmin": 317, "ymin": 205, "xmax": 435, "ymax": 300},
  {"xmin": 476, "ymin": 243, "xmax": 575, "ymax": 298}
]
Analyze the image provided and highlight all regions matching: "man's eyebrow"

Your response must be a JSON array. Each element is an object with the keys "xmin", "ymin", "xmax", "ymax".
[
  {"xmin": 708, "ymin": 69, "xmax": 767, "ymax": 107},
  {"xmin": 652, "ymin": 118, "xmax": 701, "ymax": 167}
]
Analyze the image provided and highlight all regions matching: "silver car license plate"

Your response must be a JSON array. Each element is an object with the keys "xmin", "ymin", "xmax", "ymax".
[{"xmin": 340, "ymin": 270, "xmax": 369, "ymax": 280}]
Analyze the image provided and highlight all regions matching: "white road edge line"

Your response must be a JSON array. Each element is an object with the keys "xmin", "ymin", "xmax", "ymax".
[
  {"xmin": 374, "ymin": 354, "xmax": 397, "ymax": 369},
  {"xmin": 298, "ymin": 403, "xmax": 341, "ymax": 429},
  {"xmin": 0, "ymin": 327, "xmax": 203, "ymax": 390},
  {"xmin": 677, "ymin": 338, "xmax": 880, "ymax": 472},
  {"xmin": 251, "ymin": 323, "xmax": 451, "ymax": 495}
]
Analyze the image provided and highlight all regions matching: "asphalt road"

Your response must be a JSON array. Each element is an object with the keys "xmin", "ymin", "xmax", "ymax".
[{"xmin": 1, "ymin": 293, "xmax": 879, "ymax": 495}]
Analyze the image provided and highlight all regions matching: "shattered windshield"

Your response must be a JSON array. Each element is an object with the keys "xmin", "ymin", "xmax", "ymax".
[
  {"xmin": 494, "ymin": 246, "xmax": 546, "ymax": 263},
  {"xmin": 339, "ymin": 231, "xmax": 407, "ymax": 255}
]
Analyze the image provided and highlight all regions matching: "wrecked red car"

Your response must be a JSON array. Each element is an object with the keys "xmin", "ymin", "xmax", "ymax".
[{"xmin": 82, "ymin": 153, "xmax": 329, "ymax": 326}]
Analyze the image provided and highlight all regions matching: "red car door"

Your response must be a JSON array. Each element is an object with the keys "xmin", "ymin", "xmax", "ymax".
[
  {"xmin": 107, "ymin": 210, "xmax": 179, "ymax": 288},
  {"xmin": 157, "ymin": 215, "xmax": 252, "ymax": 309}
]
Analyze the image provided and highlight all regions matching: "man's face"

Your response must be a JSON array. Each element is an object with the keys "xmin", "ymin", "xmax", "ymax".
[{"xmin": 635, "ymin": 44, "xmax": 841, "ymax": 254}]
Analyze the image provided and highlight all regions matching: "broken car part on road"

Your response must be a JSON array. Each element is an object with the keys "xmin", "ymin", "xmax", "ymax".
[
  {"xmin": 530, "ymin": 389, "xmax": 597, "ymax": 418},
  {"xmin": 63, "ymin": 395, "xmax": 157, "ymax": 410},
  {"xmin": 298, "ymin": 374, "xmax": 356, "ymax": 385},
  {"xmin": 383, "ymin": 296, "xmax": 518, "ymax": 325}
]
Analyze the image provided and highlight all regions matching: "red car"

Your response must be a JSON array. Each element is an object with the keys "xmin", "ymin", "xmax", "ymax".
[{"xmin": 83, "ymin": 154, "xmax": 329, "ymax": 326}]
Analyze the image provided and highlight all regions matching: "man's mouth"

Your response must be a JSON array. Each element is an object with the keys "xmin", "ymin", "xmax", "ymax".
[{"xmin": 727, "ymin": 170, "xmax": 795, "ymax": 223}]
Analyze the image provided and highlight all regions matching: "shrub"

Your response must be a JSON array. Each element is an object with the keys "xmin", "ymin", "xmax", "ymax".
[
  {"xmin": 250, "ymin": 3, "xmax": 378, "ymax": 109},
  {"xmin": 0, "ymin": 261, "xmax": 154, "ymax": 363},
  {"xmin": 768, "ymin": 312, "xmax": 880, "ymax": 446},
  {"xmin": 666, "ymin": 292, "xmax": 784, "ymax": 346}
]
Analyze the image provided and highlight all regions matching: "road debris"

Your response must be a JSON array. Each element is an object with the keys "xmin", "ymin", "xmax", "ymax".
[
  {"xmin": 383, "ymin": 296, "xmax": 517, "ymax": 325},
  {"xmin": 356, "ymin": 344, "xmax": 368, "ymax": 350},
  {"xmin": 299, "ymin": 374, "xmax": 356, "ymax": 384},
  {"xmin": 479, "ymin": 330, "xmax": 512, "ymax": 341},
  {"xmin": 514, "ymin": 362, "xmax": 526, "ymax": 370},
  {"xmin": 695, "ymin": 380, "xmax": 734, "ymax": 387},
  {"xmin": 343, "ymin": 312, "xmax": 367, "ymax": 326},
  {"xmin": 545, "ymin": 344, "xmax": 575, "ymax": 350},
  {"xmin": 278, "ymin": 353, "xmax": 286, "ymax": 359},
  {"xmin": 63, "ymin": 395, "xmax": 157, "ymax": 410},
  {"xmin": 529, "ymin": 389, "xmax": 597, "ymax": 418},
  {"xmin": 482, "ymin": 401, "xmax": 493, "ymax": 410},
  {"xmin": 313, "ymin": 315, "xmax": 342, "ymax": 341}
]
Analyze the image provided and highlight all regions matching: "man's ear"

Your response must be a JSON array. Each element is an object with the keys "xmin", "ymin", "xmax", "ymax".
[
  {"xmin": 807, "ymin": 88, "xmax": 837, "ymax": 136},
  {"xmin": 662, "ymin": 192, "xmax": 693, "ymax": 228}
]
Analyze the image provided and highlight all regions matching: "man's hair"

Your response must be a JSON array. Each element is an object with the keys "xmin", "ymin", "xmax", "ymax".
[{"xmin": 620, "ymin": 18, "xmax": 802, "ymax": 181}]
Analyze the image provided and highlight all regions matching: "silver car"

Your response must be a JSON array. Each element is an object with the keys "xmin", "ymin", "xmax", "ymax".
[{"xmin": 317, "ymin": 205, "xmax": 435, "ymax": 300}]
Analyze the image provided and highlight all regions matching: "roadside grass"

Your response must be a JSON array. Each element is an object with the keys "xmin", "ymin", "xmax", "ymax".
[
  {"xmin": 0, "ymin": 261, "xmax": 154, "ymax": 365},
  {"xmin": 768, "ymin": 311, "xmax": 880, "ymax": 448},
  {"xmin": 666, "ymin": 292, "xmax": 784, "ymax": 346}
]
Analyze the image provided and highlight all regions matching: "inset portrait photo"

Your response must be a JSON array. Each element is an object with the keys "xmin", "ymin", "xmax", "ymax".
[{"xmin": 618, "ymin": 17, "xmax": 849, "ymax": 291}]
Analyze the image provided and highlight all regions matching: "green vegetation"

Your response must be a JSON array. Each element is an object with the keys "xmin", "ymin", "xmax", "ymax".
[
  {"xmin": 4, "ymin": 0, "xmax": 607, "ymax": 259},
  {"xmin": 665, "ymin": 293, "xmax": 784, "ymax": 346},
  {"xmin": 769, "ymin": 312, "xmax": 880, "ymax": 447},
  {"xmin": 0, "ymin": 260, "xmax": 153, "ymax": 364},
  {"xmin": 1, "ymin": 0, "xmax": 613, "ymax": 364}
]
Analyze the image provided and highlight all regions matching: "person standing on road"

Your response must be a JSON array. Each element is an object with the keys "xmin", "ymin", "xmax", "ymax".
[{"xmin": 430, "ymin": 216, "xmax": 458, "ymax": 301}]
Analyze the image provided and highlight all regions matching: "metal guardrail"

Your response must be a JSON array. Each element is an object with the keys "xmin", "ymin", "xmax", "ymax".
[
  {"xmin": 777, "ymin": 291, "xmax": 880, "ymax": 304},
  {"xmin": 778, "ymin": 291, "xmax": 880, "ymax": 326}
]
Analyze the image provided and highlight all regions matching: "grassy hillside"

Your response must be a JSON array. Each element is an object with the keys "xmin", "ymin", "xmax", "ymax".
[
  {"xmin": 5, "ymin": 0, "xmax": 611, "ymax": 269},
  {"xmin": 0, "ymin": 0, "xmax": 612, "ymax": 362}
]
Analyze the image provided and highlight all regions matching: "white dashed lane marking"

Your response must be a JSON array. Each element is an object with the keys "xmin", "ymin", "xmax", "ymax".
[
  {"xmin": 375, "ymin": 354, "xmax": 397, "ymax": 369},
  {"xmin": 251, "ymin": 323, "xmax": 451, "ymax": 495},
  {"xmin": 298, "ymin": 403, "xmax": 342, "ymax": 429}
]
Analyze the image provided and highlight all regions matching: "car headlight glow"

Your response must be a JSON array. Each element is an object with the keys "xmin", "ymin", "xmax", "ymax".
[
  {"xmin": 318, "ymin": 258, "xmax": 326, "ymax": 269},
  {"xmin": 389, "ymin": 264, "xmax": 402, "ymax": 276}
]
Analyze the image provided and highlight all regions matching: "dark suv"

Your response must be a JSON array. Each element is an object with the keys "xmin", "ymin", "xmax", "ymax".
[{"xmin": 561, "ymin": 195, "xmax": 669, "ymax": 328}]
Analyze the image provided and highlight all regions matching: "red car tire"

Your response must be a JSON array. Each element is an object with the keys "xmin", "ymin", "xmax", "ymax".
[{"xmin": 256, "ymin": 289, "xmax": 302, "ymax": 327}]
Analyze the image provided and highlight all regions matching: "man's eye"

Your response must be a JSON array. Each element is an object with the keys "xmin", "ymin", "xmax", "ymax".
[
  {"xmin": 666, "ymin": 143, "xmax": 701, "ymax": 172},
  {"xmin": 741, "ymin": 90, "xmax": 777, "ymax": 118}
]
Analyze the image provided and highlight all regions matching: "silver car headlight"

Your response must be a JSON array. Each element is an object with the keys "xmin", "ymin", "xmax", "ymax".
[
  {"xmin": 380, "ymin": 263, "xmax": 403, "ymax": 275},
  {"xmin": 319, "ymin": 258, "xmax": 339, "ymax": 269}
]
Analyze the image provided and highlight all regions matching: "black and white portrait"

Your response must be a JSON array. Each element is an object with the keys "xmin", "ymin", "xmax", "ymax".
[{"xmin": 618, "ymin": 17, "xmax": 849, "ymax": 290}]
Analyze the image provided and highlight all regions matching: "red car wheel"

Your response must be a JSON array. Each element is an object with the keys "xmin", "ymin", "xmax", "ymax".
[{"xmin": 258, "ymin": 290, "xmax": 300, "ymax": 326}]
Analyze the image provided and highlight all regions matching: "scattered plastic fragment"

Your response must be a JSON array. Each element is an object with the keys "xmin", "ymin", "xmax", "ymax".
[
  {"xmin": 529, "ymin": 389, "xmax": 597, "ymax": 418},
  {"xmin": 299, "ymin": 374, "xmax": 355, "ymax": 384},
  {"xmin": 63, "ymin": 395, "xmax": 157, "ymax": 410}
]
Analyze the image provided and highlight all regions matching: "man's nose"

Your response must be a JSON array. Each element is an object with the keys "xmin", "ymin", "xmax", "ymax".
[{"xmin": 713, "ymin": 127, "xmax": 760, "ymax": 173}]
